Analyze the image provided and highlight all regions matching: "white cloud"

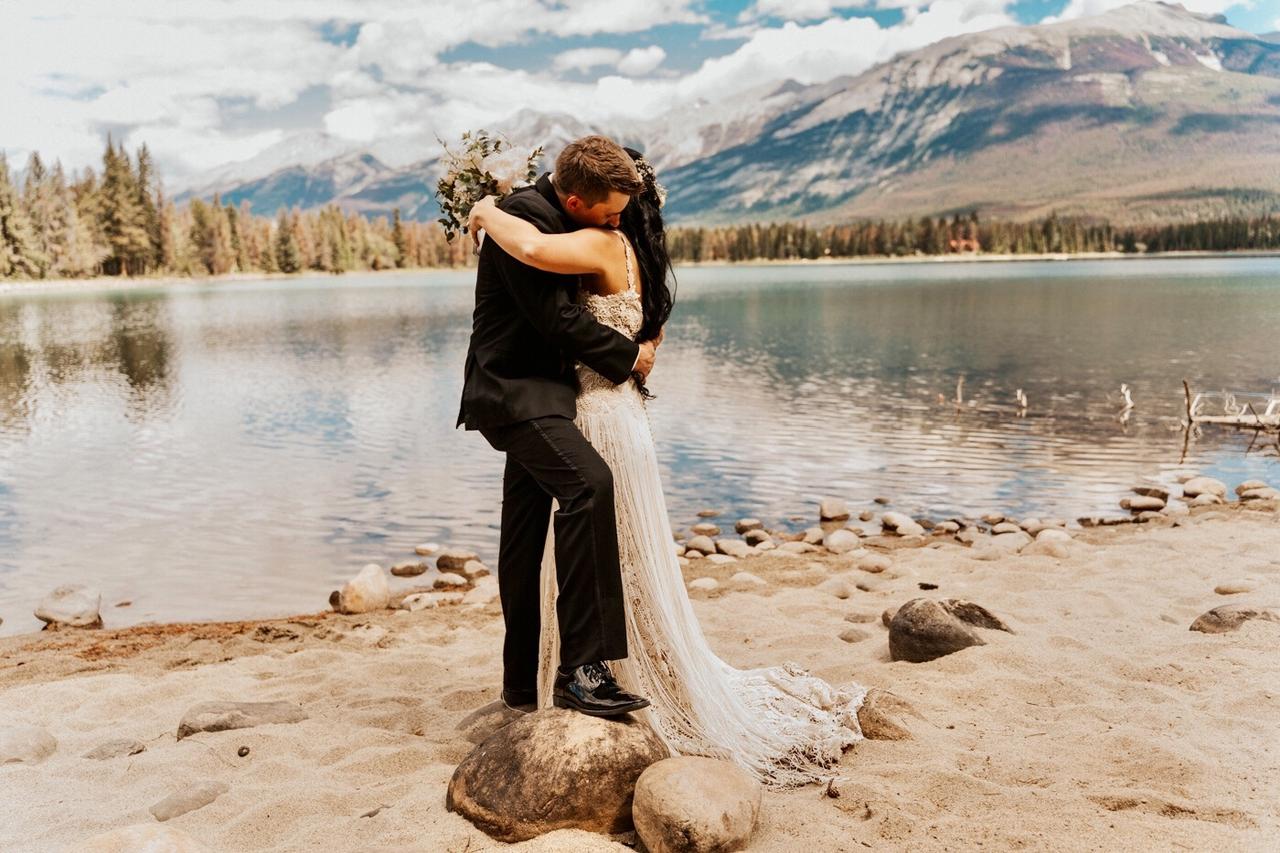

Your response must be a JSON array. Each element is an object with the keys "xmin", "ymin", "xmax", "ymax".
[
  {"xmin": 744, "ymin": 0, "xmax": 872, "ymax": 24},
  {"xmin": 0, "ymin": 0, "xmax": 704, "ymax": 180},
  {"xmin": 617, "ymin": 46, "xmax": 667, "ymax": 76},
  {"xmin": 1048, "ymin": 0, "xmax": 1242, "ymax": 22},
  {"xmin": 316, "ymin": 0, "xmax": 1017, "ymax": 164},
  {"xmin": 18, "ymin": 0, "xmax": 1189, "ymax": 185},
  {"xmin": 553, "ymin": 48, "xmax": 626, "ymax": 74}
]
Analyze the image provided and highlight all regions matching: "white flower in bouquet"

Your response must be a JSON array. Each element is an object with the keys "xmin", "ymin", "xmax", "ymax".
[
  {"xmin": 435, "ymin": 131, "xmax": 543, "ymax": 242},
  {"xmin": 480, "ymin": 148, "xmax": 533, "ymax": 194}
]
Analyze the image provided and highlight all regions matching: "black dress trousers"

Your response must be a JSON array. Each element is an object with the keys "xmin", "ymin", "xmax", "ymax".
[{"xmin": 480, "ymin": 415, "xmax": 628, "ymax": 691}]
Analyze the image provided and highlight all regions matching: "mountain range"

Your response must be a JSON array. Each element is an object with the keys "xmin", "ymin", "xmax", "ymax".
[{"xmin": 176, "ymin": 3, "xmax": 1280, "ymax": 225}]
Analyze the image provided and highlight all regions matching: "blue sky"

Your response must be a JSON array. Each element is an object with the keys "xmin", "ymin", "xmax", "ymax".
[{"xmin": 1, "ymin": 1, "xmax": 1274, "ymax": 185}]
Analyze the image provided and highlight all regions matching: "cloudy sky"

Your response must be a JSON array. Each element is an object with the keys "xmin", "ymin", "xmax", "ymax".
[{"xmin": 1, "ymin": 0, "xmax": 1274, "ymax": 186}]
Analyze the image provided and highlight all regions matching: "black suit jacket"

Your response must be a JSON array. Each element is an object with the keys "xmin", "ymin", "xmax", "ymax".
[{"xmin": 456, "ymin": 173, "xmax": 640, "ymax": 431}]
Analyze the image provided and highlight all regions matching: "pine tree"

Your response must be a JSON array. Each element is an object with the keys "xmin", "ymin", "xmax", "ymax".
[
  {"xmin": 391, "ymin": 208, "xmax": 407, "ymax": 268},
  {"xmin": 0, "ymin": 153, "xmax": 43, "ymax": 278},
  {"xmin": 156, "ymin": 192, "xmax": 177, "ymax": 272},
  {"xmin": 135, "ymin": 143, "xmax": 162, "ymax": 272},
  {"xmin": 274, "ymin": 208, "xmax": 301, "ymax": 273},
  {"xmin": 19, "ymin": 152, "xmax": 55, "ymax": 277},
  {"xmin": 99, "ymin": 138, "xmax": 150, "ymax": 275}
]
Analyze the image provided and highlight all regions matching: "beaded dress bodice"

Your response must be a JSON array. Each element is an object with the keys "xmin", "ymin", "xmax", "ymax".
[{"xmin": 575, "ymin": 233, "xmax": 645, "ymax": 412}]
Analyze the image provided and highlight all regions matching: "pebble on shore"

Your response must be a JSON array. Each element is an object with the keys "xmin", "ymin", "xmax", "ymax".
[
  {"xmin": 329, "ymin": 564, "xmax": 390, "ymax": 614},
  {"xmin": 819, "ymin": 498, "xmax": 851, "ymax": 521},
  {"xmin": 34, "ymin": 584, "xmax": 103, "ymax": 630}
]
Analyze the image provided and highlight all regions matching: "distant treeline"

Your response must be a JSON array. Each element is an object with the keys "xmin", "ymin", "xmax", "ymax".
[
  {"xmin": 0, "ymin": 141, "xmax": 468, "ymax": 280},
  {"xmin": 3, "ymin": 142, "xmax": 1279, "ymax": 281},
  {"xmin": 665, "ymin": 213, "xmax": 1280, "ymax": 262}
]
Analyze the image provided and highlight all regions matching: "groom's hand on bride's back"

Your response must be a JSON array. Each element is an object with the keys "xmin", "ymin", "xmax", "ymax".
[{"xmin": 633, "ymin": 328, "xmax": 664, "ymax": 380}]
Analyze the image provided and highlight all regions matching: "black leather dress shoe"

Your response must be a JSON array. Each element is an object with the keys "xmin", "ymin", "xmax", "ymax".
[
  {"xmin": 501, "ymin": 686, "xmax": 537, "ymax": 711},
  {"xmin": 552, "ymin": 661, "xmax": 650, "ymax": 717}
]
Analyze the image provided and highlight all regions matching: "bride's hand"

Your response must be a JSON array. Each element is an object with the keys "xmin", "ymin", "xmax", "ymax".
[{"xmin": 467, "ymin": 195, "xmax": 500, "ymax": 250}]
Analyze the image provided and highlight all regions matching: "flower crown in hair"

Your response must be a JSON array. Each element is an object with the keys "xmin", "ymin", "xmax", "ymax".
[{"xmin": 632, "ymin": 155, "xmax": 667, "ymax": 208}]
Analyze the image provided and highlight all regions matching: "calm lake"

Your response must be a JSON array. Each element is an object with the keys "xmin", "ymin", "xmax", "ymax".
[{"xmin": 1, "ymin": 257, "xmax": 1277, "ymax": 634}]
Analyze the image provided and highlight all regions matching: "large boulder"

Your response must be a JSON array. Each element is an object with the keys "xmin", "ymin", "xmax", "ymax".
[
  {"xmin": 1190, "ymin": 604, "xmax": 1280, "ymax": 634},
  {"xmin": 456, "ymin": 700, "xmax": 526, "ymax": 745},
  {"xmin": 34, "ymin": 584, "xmax": 102, "ymax": 629},
  {"xmin": 447, "ymin": 708, "xmax": 669, "ymax": 842},
  {"xmin": 77, "ymin": 825, "xmax": 208, "ymax": 852},
  {"xmin": 329, "ymin": 563, "xmax": 389, "ymax": 614},
  {"xmin": 176, "ymin": 700, "xmax": 308, "ymax": 740},
  {"xmin": 888, "ymin": 598, "xmax": 1014, "ymax": 662},
  {"xmin": 632, "ymin": 756, "xmax": 762, "ymax": 853}
]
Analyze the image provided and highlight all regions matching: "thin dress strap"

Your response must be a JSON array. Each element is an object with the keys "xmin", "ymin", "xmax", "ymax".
[{"xmin": 619, "ymin": 231, "xmax": 635, "ymax": 292}]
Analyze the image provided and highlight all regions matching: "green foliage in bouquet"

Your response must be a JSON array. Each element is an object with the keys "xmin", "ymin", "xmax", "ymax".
[{"xmin": 435, "ymin": 130, "xmax": 543, "ymax": 242}]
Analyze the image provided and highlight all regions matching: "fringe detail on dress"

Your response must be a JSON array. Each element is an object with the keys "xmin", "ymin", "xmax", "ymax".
[{"xmin": 535, "ymin": 381, "xmax": 867, "ymax": 790}]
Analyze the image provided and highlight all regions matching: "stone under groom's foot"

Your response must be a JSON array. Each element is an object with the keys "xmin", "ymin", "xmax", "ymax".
[{"xmin": 553, "ymin": 661, "xmax": 650, "ymax": 717}]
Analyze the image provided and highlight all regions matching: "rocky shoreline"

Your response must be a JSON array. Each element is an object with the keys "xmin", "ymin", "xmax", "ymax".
[{"xmin": 1, "ymin": 479, "xmax": 1278, "ymax": 851}]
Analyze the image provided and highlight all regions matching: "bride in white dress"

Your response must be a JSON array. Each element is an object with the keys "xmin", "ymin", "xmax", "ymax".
[{"xmin": 467, "ymin": 153, "xmax": 867, "ymax": 788}]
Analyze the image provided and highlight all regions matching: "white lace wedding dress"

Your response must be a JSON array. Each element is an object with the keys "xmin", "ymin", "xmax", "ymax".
[{"xmin": 534, "ymin": 233, "xmax": 868, "ymax": 788}]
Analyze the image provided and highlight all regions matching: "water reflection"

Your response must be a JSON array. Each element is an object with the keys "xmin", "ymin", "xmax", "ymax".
[{"xmin": 0, "ymin": 260, "xmax": 1276, "ymax": 634}]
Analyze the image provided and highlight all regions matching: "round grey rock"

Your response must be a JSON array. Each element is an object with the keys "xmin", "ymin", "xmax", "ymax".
[
  {"xmin": 176, "ymin": 700, "xmax": 308, "ymax": 740},
  {"xmin": 715, "ymin": 539, "xmax": 753, "ymax": 559},
  {"xmin": 35, "ymin": 584, "xmax": 102, "ymax": 629},
  {"xmin": 686, "ymin": 535, "xmax": 716, "ymax": 556},
  {"xmin": 436, "ymin": 548, "xmax": 478, "ymax": 571},
  {"xmin": 1182, "ymin": 476, "xmax": 1227, "ymax": 499},
  {"xmin": 819, "ymin": 498, "xmax": 851, "ymax": 521},
  {"xmin": 390, "ymin": 560, "xmax": 428, "ymax": 577},
  {"xmin": 632, "ymin": 756, "xmax": 762, "ymax": 853},
  {"xmin": 84, "ymin": 738, "xmax": 146, "ymax": 760},
  {"xmin": 888, "ymin": 598, "xmax": 1014, "ymax": 663},
  {"xmin": 823, "ymin": 528, "xmax": 860, "ymax": 555},
  {"xmin": 1190, "ymin": 604, "xmax": 1280, "ymax": 633}
]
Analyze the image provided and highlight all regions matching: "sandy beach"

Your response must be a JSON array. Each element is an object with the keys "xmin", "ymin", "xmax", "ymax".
[{"xmin": 2, "ymin": 495, "xmax": 1278, "ymax": 852}]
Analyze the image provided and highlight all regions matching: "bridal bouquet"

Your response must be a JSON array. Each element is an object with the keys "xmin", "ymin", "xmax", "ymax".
[{"xmin": 435, "ymin": 131, "xmax": 543, "ymax": 242}]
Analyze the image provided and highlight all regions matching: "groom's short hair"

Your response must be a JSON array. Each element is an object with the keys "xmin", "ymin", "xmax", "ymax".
[{"xmin": 555, "ymin": 136, "xmax": 644, "ymax": 204}]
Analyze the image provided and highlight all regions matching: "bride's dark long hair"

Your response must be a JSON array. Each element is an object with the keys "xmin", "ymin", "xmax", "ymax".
[{"xmin": 620, "ymin": 147, "xmax": 675, "ymax": 345}]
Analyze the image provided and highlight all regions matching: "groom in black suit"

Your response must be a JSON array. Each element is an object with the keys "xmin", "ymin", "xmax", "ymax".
[{"xmin": 457, "ymin": 136, "xmax": 657, "ymax": 717}]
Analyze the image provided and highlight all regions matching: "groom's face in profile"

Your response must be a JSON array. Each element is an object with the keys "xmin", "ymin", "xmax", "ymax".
[{"xmin": 564, "ymin": 190, "xmax": 631, "ymax": 229}]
